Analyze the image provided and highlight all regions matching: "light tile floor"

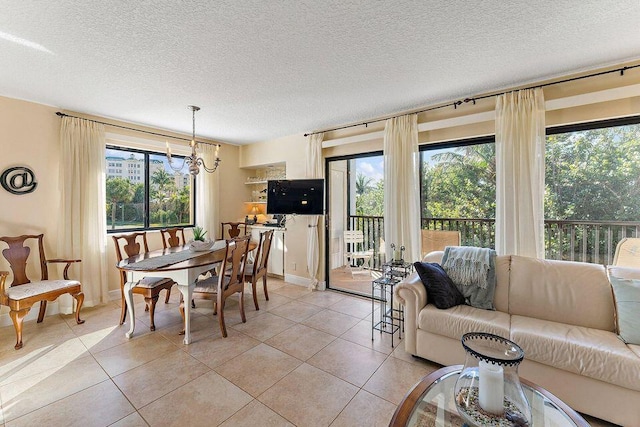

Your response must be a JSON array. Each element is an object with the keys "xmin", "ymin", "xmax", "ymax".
[{"xmin": 0, "ymin": 278, "xmax": 617, "ymax": 426}]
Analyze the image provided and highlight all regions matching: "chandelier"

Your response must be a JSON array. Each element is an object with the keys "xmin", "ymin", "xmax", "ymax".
[{"xmin": 166, "ymin": 105, "xmax": 221, "ymax": 176}]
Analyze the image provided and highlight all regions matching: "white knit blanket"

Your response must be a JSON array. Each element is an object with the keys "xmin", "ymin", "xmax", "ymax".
[{"xmin": 442, "ymin": 246, "xmax": 493, "ymax": 289}]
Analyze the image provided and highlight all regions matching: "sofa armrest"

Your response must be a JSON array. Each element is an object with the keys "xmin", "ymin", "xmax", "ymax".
[{"xmin": 394, "ymin": 273, "xmax": 427, "ymax": 355}]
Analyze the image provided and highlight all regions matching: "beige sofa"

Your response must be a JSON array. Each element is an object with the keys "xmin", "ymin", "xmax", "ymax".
[{"xmin": 395, "ymin": 251, "xmax": 640, "ymax": 426}]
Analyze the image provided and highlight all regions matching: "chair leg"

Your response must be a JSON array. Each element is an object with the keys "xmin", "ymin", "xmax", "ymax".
[
  {"xmin": 263, "ymin": 275, "xmax": 269, "ymax": 301},
  {"xmin": 145, "ymin": 296, "xmax": 159, "ymax": 331},
  {"xmin": 252, "ymin": 280, "xmax": 260, "ymax": 310},
  {"xmin": 72, "ymin": 291, "xmax": 85, "ymax": 324},
  {"xmin": 37, "ymin": 300, "xmax": 47, "ymax": 323},
  {"xmin": 120, "ymin": 289, "xmax": 127, "ymax": 325},
  {"xmin": 239, "ymin": 291, "xmax": 246, "ymax": 324},
  {"xmin": 178, "ymin": 300, "xmax": 185, "ymax": 335},
  {"xmin": 9, "ymin": 308, "xmax": 30, "ymax": 350},
  {"xmin": 165, "ymin": 285, "xmax": 172, "ymax": 304},
  {"xmin": 217, "ymin": 296, "xmax": 227, "ymax": 337}
]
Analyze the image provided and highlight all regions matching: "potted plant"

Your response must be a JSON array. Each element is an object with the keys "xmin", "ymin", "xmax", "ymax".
[{"xmin": 189, "ymin": 226, "xmax": 212, "ymax": 251}]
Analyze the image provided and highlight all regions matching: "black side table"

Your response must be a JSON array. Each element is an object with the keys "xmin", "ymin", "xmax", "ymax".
[
  {"xmin": 372, "ymin": 276, "xmax": 402, "ymax": 347},
  {"xmin": 371, "ymin": 261, "xmax": 414, "ymax": 347}
]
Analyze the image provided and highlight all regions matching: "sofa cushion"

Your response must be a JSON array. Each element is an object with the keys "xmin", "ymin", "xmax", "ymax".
[
  {"xmin": 511, "ymin": 315, "xmax": 640, "ymax": 392},
  {"xmin": 509, "ymin": 256, "xmax": 615, "ymax": 331},
  {"xmin": 608, "ymin": 275, "xmax": 640, "ymax": 345},
  {"xmin": 418, "ymin": 304, "xmax": 510, "ymax": 341},
  {"xmin": 413, "ymin": 262, "xmax": 465, "ymax": 309},
  {"xmin": 629, "ymin": 344, "xmax": 640, "ymax": 359}
]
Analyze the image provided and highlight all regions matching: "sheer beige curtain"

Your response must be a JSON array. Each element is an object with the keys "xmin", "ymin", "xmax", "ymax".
[
  {"xmin": 306, "ymin": 133, "xmax": 324, "ymax": 290},
  {"xmin": 495, "ymin": 88, "xmax": 546, "ymax": 258},
  {"xmin": 383, "ymin": 114, "xmax": 421, "ymax": 263},
  {"xmin": 58, "ymin": 117, "xmax": 109, "ymax": 312},
  {"xmin": 196, "ymin": 144, "xmax": 219, "ymax": 239}
]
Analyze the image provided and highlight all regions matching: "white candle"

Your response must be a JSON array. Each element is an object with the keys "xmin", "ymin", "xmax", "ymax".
[
  {"xmin": 215, "ymin": 144, "xmax": 220, "ymax": 158},
  {"xmin": 478, "ymin": 360, "xmax": 504, "ymax": 415}
]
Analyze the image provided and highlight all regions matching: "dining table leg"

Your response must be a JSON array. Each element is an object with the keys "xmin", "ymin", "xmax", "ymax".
[
  {"xmin": 123, "ymin": 280, "xmax": 136, "ymax": 339},
  {"xmin": 178, "ymin": 282, "xmax": 195, "ymax": 344}
]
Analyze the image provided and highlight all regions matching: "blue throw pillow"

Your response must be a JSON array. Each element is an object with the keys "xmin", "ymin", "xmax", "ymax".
[
  {"xmin": 608, "ymin": 275, "xmax": 640, "ymax": 345},
  {"xmin": 413, "ymin": 262, "xmax": 465, "ymax": 309}
]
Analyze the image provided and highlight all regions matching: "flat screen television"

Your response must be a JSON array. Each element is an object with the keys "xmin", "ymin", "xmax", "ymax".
[{"xmin": 267, "ymin": 179, "xmax": 324, "ymax": 215}]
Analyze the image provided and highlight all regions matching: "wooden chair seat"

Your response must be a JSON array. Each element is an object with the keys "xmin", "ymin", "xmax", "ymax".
[
  {"xmin": 194, "ymin": 275, "xmax": 230, "ymax": 294},
  {"xmin": 133, "ymin": 276, "xmax": 174, "ymax": 289},
  {"xmin": 4, "ymin": 279, "xmax": 80, "ymax": 300},
  {"xmin": 113, "ymin": 232, "xmax": 175, "ymax": 332},
  {"xmin": 1, "ymin": 234, "xmax": 85, "ymax": 350}
]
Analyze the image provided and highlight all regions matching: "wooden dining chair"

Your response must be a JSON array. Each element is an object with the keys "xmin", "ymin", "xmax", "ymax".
[
  {"xmin": 244, "ymin": 229, "xmax": 274, "ymax": 310},
  {"xmin": 221, "ymin": 222, "xmax": 247, "ymax": 239},
  {"xmin": 185, "ymin": 235, "xmax": 250, "ymax": 337},
  {"xmin": 160, "ymin": 227, "xmax": 186, "ymax": 249},
  {"xmin": 112, "ymin": 232, "xmax": 175, "ymax": 331},
  {"xmin": 0, "ymin": 234, "xmax": 85, "ymax": 349}
]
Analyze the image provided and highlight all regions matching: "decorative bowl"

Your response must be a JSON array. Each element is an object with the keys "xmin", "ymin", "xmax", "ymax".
[{"xmin": 189, "ymin": 240, "xmax": 213, "ymax": 251}]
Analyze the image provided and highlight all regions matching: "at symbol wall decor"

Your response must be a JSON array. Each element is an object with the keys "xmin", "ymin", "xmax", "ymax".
[{"xmin": 1, "ymin": 166, "xmax": 38, "ymax": 195}]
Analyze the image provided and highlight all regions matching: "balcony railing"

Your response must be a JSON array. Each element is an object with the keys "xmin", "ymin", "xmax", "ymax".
[{"xmin": 347, "ymin": 215, "xmax": 640, "ymax": 267}]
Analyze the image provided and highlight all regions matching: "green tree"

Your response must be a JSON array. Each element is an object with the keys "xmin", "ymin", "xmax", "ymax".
[
  {"xmin": 356, "ymin": 180, "xmax": 384, "ymax": 216},
  {"xmin": 106, "ymin": 178, "xmax": 133, "ymax": 229},
  {"xmin": 355, "ymin": 173, "xmax": 373, "ymax": 196},
  {"xmin": 422, "ymin": 143, "xmax": 496, "ymax": 219},
  {"xmin": 545, "ymin": 126, "xmax": 640, "ymax": 221}
]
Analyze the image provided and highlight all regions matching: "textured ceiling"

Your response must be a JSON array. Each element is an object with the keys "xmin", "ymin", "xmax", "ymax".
[{"xmin": 1, "ymin": 1, "xmax": 640, "ymax": 144}]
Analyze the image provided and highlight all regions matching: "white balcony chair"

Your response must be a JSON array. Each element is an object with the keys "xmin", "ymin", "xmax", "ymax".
[
  {"xmin": 613, "ymin": 237, "xmax": 640, "ymax": 267},
  {"xmin": 343, "ymin": 230, "xmax": 373, "ymax": 276}
]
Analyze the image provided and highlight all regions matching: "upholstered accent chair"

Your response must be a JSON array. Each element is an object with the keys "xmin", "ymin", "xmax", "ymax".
[
  {"xmin": 112, "ymin": 232, "xmax": 175, "ymax": 331},
  {"xmin": 0, "ymin": 234, "xmax": 84, "ymax": 349}
]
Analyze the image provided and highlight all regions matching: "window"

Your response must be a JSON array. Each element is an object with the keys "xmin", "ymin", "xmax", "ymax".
[
  {"xmin": 106, "ymin": 146, "xmax": 195, "ymax": 232},
  {"xmin": 419, "ymin": 137, "xmax": 496, "ymax": 248},
  {"xmin": 545, "ymin": 117, "xmax": 640, "ymax": 262},
  {"xmin": 417, "ymin": 117, "xmax": 640, "ymax": 263}
]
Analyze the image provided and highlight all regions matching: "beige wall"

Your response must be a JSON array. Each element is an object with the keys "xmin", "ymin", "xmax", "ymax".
[
  {"xmin": 0, "ymin": 97, "xmax": 61, "ymax": 280},
  {"xmin": 0, "ymin": 95, "xmax": 246, "ymax": 303},
  {"xmin": 240, "ymin": 134, "xmax": 326, "ymax": 283}
]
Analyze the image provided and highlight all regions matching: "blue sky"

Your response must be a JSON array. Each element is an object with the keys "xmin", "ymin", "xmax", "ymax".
[{"xmin": 356, "ymin": 156, "xmax": 384, "ymax": 182}]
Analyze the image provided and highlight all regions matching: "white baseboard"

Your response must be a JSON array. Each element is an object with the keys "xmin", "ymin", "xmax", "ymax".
[{"xmin": 283, "ymin": 274, "xmax": 326, "ymax": 290}]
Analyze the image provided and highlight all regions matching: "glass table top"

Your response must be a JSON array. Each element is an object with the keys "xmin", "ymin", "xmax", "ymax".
[{"xmin": 397, "ymin": 366, "xmax": 587, "ymax": 427}]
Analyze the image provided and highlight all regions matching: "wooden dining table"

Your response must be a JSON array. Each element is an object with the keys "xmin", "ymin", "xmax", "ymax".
[{"xmin": 116, "ymin": 240, "xmax": 256, "ymax": 344}]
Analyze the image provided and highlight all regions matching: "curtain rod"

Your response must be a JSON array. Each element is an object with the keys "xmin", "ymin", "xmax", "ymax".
[
  {"xmin": 304, "ymin": 63, "xmax": 640, "ymax": 137},
  {"xmin": 55, "ymin": 112, "xmax": 219, "ymax": 147}
]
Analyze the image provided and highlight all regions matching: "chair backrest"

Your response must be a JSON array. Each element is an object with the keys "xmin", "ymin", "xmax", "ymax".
[
  {"xmin": 613, "ymin": 237, "xmax": 640, "ymax": 267},
  {"xmin": 421, "ymin": 230, "xmax": 461, "ymax": 258},
  {"xmin": 221, "ymin": 222, "xmax": 247, "ymax": 239},
  {"xmin": 112, "ymin": 232, "xmax": 149, "ymax": 285},
  {"xmin": 344, "ymin": 230, "xmax": 365, "ymax": 252},
  {"xmin": 252, "ymin": 230, "xmax": 274, "ymax": 276},
  {"xmin": 160, "ymin": 227, "xmax": 185, "ymax": 249},
  {"xmin": 219, "ymin": 235, "xmax": 250, "ymax": 293},
  {"xmin": 0, "ymin": 234, "xmax": 48, "ymax": 286}
]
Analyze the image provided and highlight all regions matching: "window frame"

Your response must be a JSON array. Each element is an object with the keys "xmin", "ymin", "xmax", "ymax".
[{"xmin": 105, "ymin": 144, "xmax": 196, "ymax": 233}]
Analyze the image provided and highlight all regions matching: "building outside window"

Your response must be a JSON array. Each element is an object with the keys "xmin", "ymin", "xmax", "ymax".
[{"xmin": 105, "ymin": 146, "xmax": 194, "ymax": 231}]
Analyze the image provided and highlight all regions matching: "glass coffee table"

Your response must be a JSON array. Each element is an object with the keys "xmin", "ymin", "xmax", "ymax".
[{"xmin": 390, "ymin": 365, "xmax": 589, "ymax": 427}]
